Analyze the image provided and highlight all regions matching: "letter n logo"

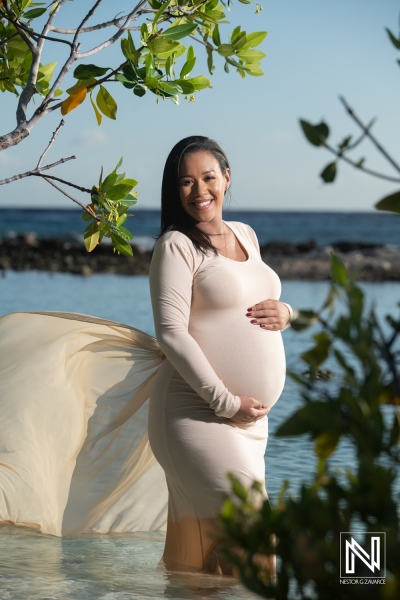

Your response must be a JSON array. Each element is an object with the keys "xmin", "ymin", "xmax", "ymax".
[{"xmin": 340, "ymin": 532, "xmax": 386, "ymax": 578}]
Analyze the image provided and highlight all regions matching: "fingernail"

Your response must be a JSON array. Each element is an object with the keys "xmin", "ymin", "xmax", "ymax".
[
  {"xmin": 247, "ymin": 308, "xmax": 252, "ymax": 312},
  {"xmin": 246, "ymin": 312, "xmax": 251, "ymax": 317},
  {"xmin": 251, "ymin": 319, "xmax": 257, "ymax": 324},
  {"xmin": 260, "ymin": 324, "xmax": 266, "ymax": 328}
]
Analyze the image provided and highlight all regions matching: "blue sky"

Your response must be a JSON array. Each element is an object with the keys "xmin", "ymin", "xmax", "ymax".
[{"xmin": 0, "ymin": 0, "xmax": 399, "ymax": 210}]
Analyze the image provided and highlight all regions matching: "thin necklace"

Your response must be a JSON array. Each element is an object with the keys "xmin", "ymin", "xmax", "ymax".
[{"xmin": 207, "ymin": 223, "xmax": 229, "ymax": 257}]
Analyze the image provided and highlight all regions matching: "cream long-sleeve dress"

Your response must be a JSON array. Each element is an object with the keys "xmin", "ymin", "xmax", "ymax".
[
  {"xmin": 0, "ymin": 221, "xmax": 290, "ymax": 574},
  {"xmin": 148, "ymin": 222, "xmax": 290, "ymax": 572}
]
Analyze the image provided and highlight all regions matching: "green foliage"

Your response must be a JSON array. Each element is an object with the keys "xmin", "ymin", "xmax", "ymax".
[
  {"xmin": 220, "ymin": 258, "xmax": 400, "ymax": 599},
  {"xmin": 0, "ymin": 0, "xmax": 267, "ymax": 254},
  {"xmin": 298, "ymin": 29, "xmax": 400, "ymax": 212},
  {"xmin": 82, "ymin": 157, "xmax": 137, "ymax": 256}
]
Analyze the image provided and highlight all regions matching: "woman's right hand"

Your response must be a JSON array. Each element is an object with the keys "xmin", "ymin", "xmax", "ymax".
[{"xmin": 229, "ymin": 396, "xmax": 269, "ymax": 424}]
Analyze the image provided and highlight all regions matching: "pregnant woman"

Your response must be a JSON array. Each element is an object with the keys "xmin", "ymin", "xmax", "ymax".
[
  {"xmin": 148, "ymin": 136, "xmax": 292, "ymax": 574},
  {"xmin": 0, "ymin": 136, "xmax": 291, "ymax": 578}
]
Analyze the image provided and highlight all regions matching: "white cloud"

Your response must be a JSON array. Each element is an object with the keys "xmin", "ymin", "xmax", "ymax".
[{"xmin": 73, "ymin": 129, "xmax": 108, "ymax": 146}]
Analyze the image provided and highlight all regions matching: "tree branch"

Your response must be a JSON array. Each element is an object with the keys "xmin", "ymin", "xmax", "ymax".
[
  {"xmin": 0, "ymin": 156, "xmax": 75, "ymax": 186},
  {"xmin": 77, "ymin": 0, "xmax": 148, "ymax": 60},
  {"xmin": 36, "ymin": 119, "xmax": 65, "ymax": 168},
  {"xmin": 339, "ymin": 96, "xmax": 400, "ymax": 175},
  {"xmin": 43, "ymin": 176, "xmax": 98, "ymax": 216},
  {"xmin": 188, "ymin": 33, "xmax": 215, "ymax": 51},
  {"xmin": 49, "ymin": 15, "xmax": 129, "ymax": 34},
  {"xmin": 35, "ymin": 173, "xmax": 92, "ymax": 194},
  {"xmin": 323, "ymin": 141, "xmax": 400, "ymax": 183}
]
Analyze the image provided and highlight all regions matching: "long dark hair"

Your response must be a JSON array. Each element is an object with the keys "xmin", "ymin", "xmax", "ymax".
[{"xmin": 158, "ymin": 136, "xmax": 230, "ymax": 254}]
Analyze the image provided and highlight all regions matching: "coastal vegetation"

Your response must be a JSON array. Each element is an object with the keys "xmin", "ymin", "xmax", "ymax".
[
  {"xmin": 219, "ymin": 16, "xmax": 400, "ymax": 600},
  {"xmin": 0, "ymin": 0, "xmax": 266, "ymax": 254}
]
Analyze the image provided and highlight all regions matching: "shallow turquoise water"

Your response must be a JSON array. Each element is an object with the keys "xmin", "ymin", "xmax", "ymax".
[{"xmin": 0, "ymin": 273, "xmax": 399, "ymax": 599}]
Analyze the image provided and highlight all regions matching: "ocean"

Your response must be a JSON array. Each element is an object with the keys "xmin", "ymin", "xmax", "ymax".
[
  {"xmin": 1, "ymin": 208, "xmax": 400, "ymax": 250},
  {"xmin": 0, "ymin": 210, "xmax": 399, "ymax": 599}
]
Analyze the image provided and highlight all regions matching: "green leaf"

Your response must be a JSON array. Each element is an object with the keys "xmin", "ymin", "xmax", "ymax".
[
  {"xmin": 148, "ymin": 37, "xmax": 182, "ymax": 58},
  {"xmin": 89, "ymin": 92, "xmax": 102, "ymax": 126},
  {"xmin": 290, "ymin": 310, "xmax": 318, "ymax": 332},
  {"xmin": 301, "ymin": 331, "xmax": 331, "ymax": 367},
  {"xmin": 386, "ymin": 28, "xmax": 400, "ymax": 50},
  {"xmin": 111, "ymin": 232, "xmax": 133, "ymax": 256},
  {"xmin": 237, "ymin": 49, "xmax": 266, "ymax": 63},
  {"xmin": 320, "ymin": 162, "xmax": 337, "ymax": 183},
  {"xmin": 120, "ymin": 193, "xmax": 138, "ymax": 207},
  {"xmin": 84, "ymin": 221, "xmax": 101, "ymax": 252},
  {"xmin": 375, "ymin": 190, "xmax": 400, "ymax": 214},
  {"xmin": 175, "ymin": 79, "xmax": 195, "ymax": 94},
  {"xmin": 107, "ymin": 179, "xmax": 138, "ymax": 201},
  {"xmin": 96, "ymin": 85, "xmax": 117, "ymax": 119},
  {"xmin": 102, "ymin": 172, "xmax": 118, "ymax": 193},
  {"xmin": 81, "ymin": 211, "xmax": 93, "ymax": 222},
  {"xmin": 24, "ymin": 7, "xmax": 47, "ymax": 18},
  {"xmin": 180, "ymin": 54, "xmax": 196, "ymax": 78},
  {"xmin": 162, "ymin": 23, "xmax": 197, "ymax": 41},
  {"xmin": 117, "ymin": 225, "xmax": 134, "ymax": 240},
  {"xmin": 315, "ymin": 431, "xmax": 340, "ymax": 459},
  {"xmin": 37, "ymin": 62, "xmax": 57, "ymax": 81},
  {"xmin": 300, "ymin": 119, "xmax": 330, "ymax": 147},
  {"xmin": 330, "ymin": 254, "xmax": 348, "ymax": 287},
  {"xmin": 133, "ymin": 84, "xmax": 146, "ymax": 97},
  {"xmin": 185, "ymin": 76, "xmax": 211, "ymax": 90},
  {"xmin": 74, "ymin": 64, "xmax": 109, "ymax": 79},
  {"xmin": 212, "ymin": 25, "xmax": 221, "ymax": 47},
  {"xmin": 217, "ymin": 44, "xmax": 235, "ymax": 57},
  {"xmin": 240, "ymin": 31, "xmax": 268, "ymax": 50},
  {"xmin": 153, "ymin": 0, "xmax": 170, "ymax": 23}
]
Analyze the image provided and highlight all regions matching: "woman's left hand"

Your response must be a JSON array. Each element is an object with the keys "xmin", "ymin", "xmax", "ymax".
[{"xmin": 246, "ymin": 300, "xmax": 291, "ymax": 331}]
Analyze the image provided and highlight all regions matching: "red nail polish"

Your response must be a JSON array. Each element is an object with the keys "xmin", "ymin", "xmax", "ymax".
[
  {"xmin": 247, "ymin": 308, "xmax": 252, "ymax": 312},
  {"xmin": 251, "ymin": 320, "xmax": 257, "ymax": 324}
]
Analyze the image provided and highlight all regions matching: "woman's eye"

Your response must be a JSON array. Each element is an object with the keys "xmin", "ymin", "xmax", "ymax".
[{"xmin": 204, "ymin": 176, "xmax": 215, "ymax": 182}]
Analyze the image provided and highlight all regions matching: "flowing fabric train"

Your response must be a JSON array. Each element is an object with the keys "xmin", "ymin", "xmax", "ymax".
[{"xmin": 0, "ymin": 312, "xmax": 168, "ymax": 536}]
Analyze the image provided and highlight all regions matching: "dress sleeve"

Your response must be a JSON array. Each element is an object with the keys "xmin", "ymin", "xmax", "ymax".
[{"xmin": 149, "ymin": 237, "xmax": 241, "ymax": 419}]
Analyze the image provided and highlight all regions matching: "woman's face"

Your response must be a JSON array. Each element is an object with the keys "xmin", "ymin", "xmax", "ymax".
[{"xmin": 178, "ymin": 151, "xmax": 230, "ymax": 226}]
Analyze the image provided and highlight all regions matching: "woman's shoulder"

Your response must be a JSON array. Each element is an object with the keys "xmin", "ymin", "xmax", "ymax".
[
  {"xmin": 154, "ymin": 230, "xmax": 194, "ymax": 253},
  {"xmin": 225, "ymin": 221, "xmax": 259, "ymax": 247}
]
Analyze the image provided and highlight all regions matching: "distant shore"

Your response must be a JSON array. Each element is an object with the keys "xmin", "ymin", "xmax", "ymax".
[{"xmin": 1, "ymin": 234, "xmax": 399, "ymax": 281}]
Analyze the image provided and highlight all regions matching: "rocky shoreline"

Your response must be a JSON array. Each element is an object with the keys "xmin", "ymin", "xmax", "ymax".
[{"xmin": 0, "ymin": 234, "xmax": 399, "ymax": 281}]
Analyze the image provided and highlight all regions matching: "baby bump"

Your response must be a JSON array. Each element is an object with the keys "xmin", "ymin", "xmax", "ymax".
[{"xmin": 190, "ymin": 320, "xmax": 287, "ymax": 408}]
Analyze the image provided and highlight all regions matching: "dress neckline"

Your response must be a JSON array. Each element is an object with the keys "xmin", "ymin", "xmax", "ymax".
[{"xmin": 217, "ymin": 222, "xmax": 251, "ymax": 264}]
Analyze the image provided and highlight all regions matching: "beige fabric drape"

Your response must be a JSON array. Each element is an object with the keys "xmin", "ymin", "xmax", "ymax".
[{"xmin": 0, "ymin": 312, "xmax": 168, "ymax": 536}]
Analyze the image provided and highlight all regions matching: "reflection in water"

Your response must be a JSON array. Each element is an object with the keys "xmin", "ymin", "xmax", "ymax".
[{"xmin": 0, "ymin": 525, "xmax": 257, "ymax": 599}]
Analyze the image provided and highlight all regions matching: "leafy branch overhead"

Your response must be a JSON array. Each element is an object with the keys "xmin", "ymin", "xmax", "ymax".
[
  {"xmin": 299, "ymin": 27, "xmax": 400, "ymax": 215},
  {"xmin": 0, "ymin": 0, "xmax": 267, "ymax": 253}
]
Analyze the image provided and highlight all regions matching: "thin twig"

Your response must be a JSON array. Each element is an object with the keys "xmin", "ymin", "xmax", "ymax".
[
  {"xmin": 36, "ymin": 119, "xmax": 65, "ymax": 168},
  {"xmin": 77, "ymin": 0, "xmax": 148, "ymax": 60},
  {"xmin": 324, "ymin": 141, "xmax": 400, "ymax": 183},
  {"xmin": 188, "ymin": 34, "xmax": 215, "ymax": 51},
  {"xmin": 43, "ymin": 177, "xmax": 98, "ymax": 217},
  {"xmin": 35, "ymin": 173, "xmax": 92, "ymax": 194},
  {"xmin": 49, "ymin": 15, "xmax": 129, "ymax": 34},
  {"xmin": 340, "ymin": 96, "xmax": 400, "ymax": 175},
  {"xmin": 0, "ymin": 156, "xmax": 75, "ymax": 186}
]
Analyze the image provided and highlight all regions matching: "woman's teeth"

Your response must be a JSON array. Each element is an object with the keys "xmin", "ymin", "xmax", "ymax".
[{"xmin": 193, "ymin": 200, "xmax": 212, "ymax": 208}]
